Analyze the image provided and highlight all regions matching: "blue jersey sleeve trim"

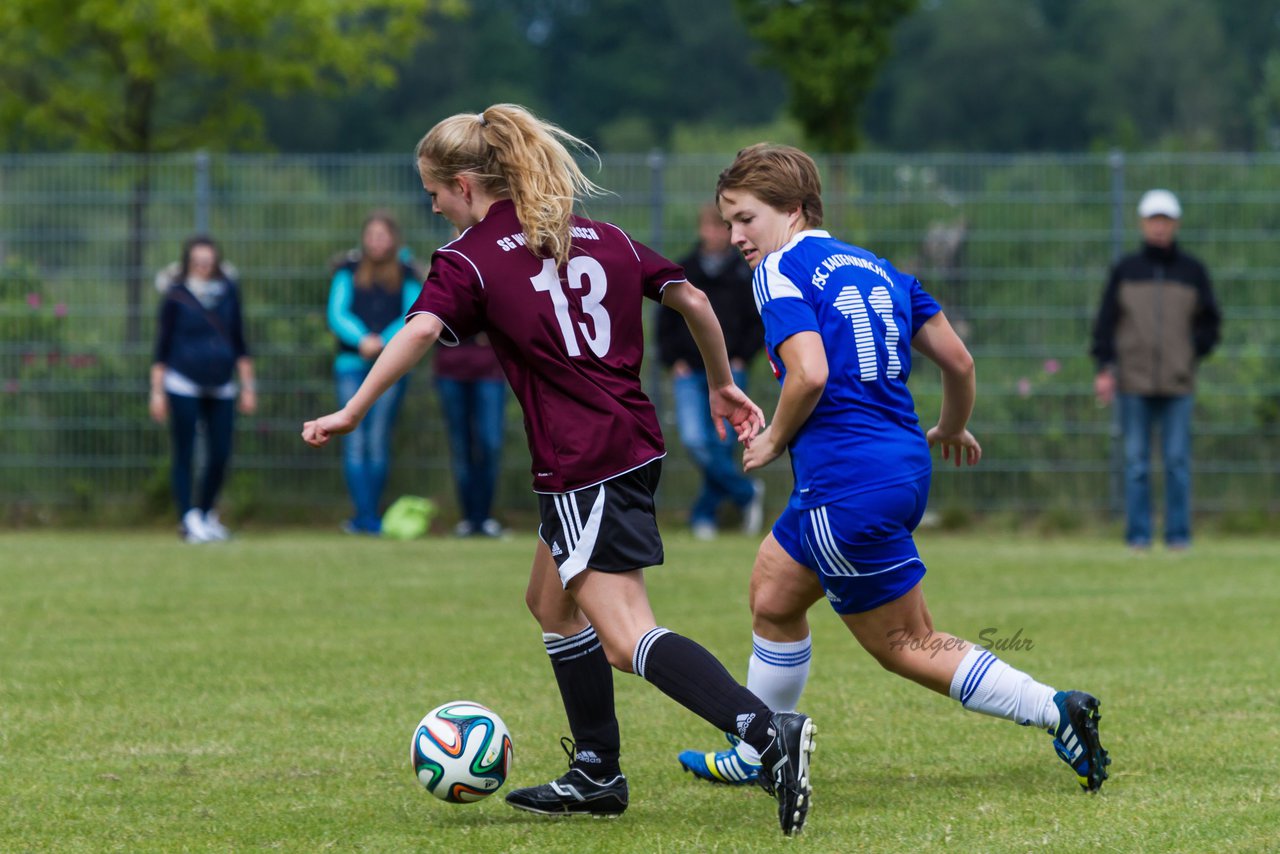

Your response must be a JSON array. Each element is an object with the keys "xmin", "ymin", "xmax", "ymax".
[{"xmin": 907, "ymin": 275, "xmax": 943, "ymax": 336}]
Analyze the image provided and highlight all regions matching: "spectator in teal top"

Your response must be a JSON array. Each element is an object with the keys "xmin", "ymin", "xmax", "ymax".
[{"xmin": 327, "ymin": 211, "xmax": 424, "ymax": 534}]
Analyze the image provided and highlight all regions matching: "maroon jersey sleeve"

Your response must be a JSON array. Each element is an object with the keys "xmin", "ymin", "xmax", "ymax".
[
  {"xmin": 604, "ymin": 225, "xmax": 687, "ymax": 302},
  {"xmin": 405, "ymin": 246, "xmax": 484, "ymax": 346}
]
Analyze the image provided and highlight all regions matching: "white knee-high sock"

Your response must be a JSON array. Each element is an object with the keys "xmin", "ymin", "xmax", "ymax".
[
  {"xmin": 747, "ymin": 633, "xmax": 812, "ymax": 711},
  {"xmin": 736, "ymin": 633, "xmax": 812, "ymax": 763},
  {"xmin": 948, "ymin": 645, "xmax": 1059, "ymax": 730}
]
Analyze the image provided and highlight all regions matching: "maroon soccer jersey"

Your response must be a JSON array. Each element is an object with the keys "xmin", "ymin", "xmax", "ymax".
[{"xmin": 407, "ymin": 199, "xmax": 685, "ymax": 492}]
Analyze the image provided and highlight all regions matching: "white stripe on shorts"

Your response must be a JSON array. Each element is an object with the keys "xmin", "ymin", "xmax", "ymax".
[
  {"xmin": 808, "ymin": 506, "xmax": 859, "ymax": 576},
  {"xmin": 556, "ymin": 484, "xmax": 606, "ymax": 586},
  {"xmin": 554, "ymin": 493, "xmax": 581, "ymax": 544}
]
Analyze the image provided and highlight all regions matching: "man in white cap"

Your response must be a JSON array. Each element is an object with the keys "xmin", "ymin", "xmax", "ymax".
[{"xmin": 1090, "ymin": 189, "xmax": 1221, "ymax": 551}]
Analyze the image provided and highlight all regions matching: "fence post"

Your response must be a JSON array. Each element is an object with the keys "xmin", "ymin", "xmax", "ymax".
[
  {"xmin": 646, "ymin": 149, "xmax": 667, "ymax": 421},
  {"xmin": 647, "ymin": 148, "xmax": 666, "ymax": 248},
  {"xmin": 1108, "ymin": 149, "xmax": 1125, "ymax": 262},
  {"xmin": 195, "ymin": 150, "xmax": 211, "ymax": 234},
  {"xmin": 1106, "ymin": 149, "xmax": 1126, "ymax": 517}
]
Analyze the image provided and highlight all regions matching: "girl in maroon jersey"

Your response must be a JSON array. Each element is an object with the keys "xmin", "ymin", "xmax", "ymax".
[{"xmin": 301, "ymin": 103, "xmax": 815, "ymax": 835}]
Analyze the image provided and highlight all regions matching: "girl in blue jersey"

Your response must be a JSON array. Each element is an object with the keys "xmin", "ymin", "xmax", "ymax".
[{"xmin": 677, "ymin": 144, "xmax": 1109, "ymax": 794}]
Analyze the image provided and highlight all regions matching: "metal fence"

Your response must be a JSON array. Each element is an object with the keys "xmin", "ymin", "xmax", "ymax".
[{"xmin": 2, "ymin": 151, "xmax": 1277, "ymax": 528}]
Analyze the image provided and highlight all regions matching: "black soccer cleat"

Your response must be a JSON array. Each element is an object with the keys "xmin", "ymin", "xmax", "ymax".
[
  {"xmin": 756, "ymin": 711, "xmax": 816, "ymax": 836},
  {"xmin": 504, "ymin": 767, "xmax": 629, "ymax": 817},
  {"xmin": 1049, "ymin": 690, "xmax": 1111, "ymax": 792}
]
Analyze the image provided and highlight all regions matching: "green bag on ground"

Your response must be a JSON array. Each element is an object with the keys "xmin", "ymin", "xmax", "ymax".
[{"xmin": 381, "ymin": 496, "xmax": 437, "ymax": 540}]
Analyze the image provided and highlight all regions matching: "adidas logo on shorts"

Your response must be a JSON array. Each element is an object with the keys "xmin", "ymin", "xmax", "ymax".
[{"xmin": 550, "ymin": 541, "xmax": 564, "ymax": 557}]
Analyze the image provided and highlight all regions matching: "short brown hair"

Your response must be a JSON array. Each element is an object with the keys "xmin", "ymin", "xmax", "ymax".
[{"xmin": 715, "ymin": 143, "xmax": 824, "ymax": 228}]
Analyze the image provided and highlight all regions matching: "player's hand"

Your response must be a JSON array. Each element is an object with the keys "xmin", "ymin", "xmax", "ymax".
[
  {"xmin": 709, "ymin": 384, "xmax": 765, "ymax": 443},
  {"xmin": 238, "ymin": 387, "xmax": 258, "ymax": 415},
  {"xmin": 302, "ymin": 410, "xmax": 358, "ymax": 447},
  {"xmin": 742, "ymin": 424, "xmax": 783, "ymax": 472},
  {"xmin": 926, "ymin": 426, "xmax": 982, "ymax": 467}
]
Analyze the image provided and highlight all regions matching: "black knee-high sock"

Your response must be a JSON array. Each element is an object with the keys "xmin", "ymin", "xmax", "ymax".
[
  {"xmin": 544, "ymin": 626, "xmax": 621, "ymax": 779},
  {"xmin": 633, "ymin": 627, "xmax": 773, "ymax": 754}
]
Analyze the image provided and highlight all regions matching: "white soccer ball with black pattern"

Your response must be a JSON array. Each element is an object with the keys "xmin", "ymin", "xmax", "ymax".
[{"xmin": 410, "ymin": 701, "xmax": 514, "ymax": 803}]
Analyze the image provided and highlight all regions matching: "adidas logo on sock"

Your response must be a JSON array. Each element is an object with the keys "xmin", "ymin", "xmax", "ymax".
[
  {"xmin": 550, "ymin": 541, "xmax": 564, "ymax": 556},
  {"xmin": 735, "ymin": 712, "xmax": 756, "ymax": 739},
  {"xmin": 575, "ymin": 750, "xmax": 602, "ymax": 764}
]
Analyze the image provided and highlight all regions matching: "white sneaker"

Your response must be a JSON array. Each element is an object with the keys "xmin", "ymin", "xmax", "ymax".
[
  {"xmin": 479, "ymin": 518, "xmax": 505, "ymax": 538},
  {"xmin": 202, "ymin": 510, "xmax": 230, "ymax": 541},
  {"xmin": 742, "ymin": 479, "xmax": 766, "ymax": 536},
  {"xmin": 182, "ymin": 508, "xmax": 213, "ymax": 543},
  {"xmin": 691, "ymin": 521, "xmax": 718, "ymax": 541}
]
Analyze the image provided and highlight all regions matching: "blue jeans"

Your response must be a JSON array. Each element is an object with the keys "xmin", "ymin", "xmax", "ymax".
[
  {"xmin": 1118, "ymin": 393, "xmax": 1193, "ymax": 546},
  {"xmin": 672, "ymin": 368, "xmax": 756, "ymax": 528},
  {"xmin": 167, "ymin": 393, "xmax": 235, "ymax": 518},
  {"xmin": 337, "ymin": 368, "xmax": 409, "ymax": 532},
  {"xmin": 435, "ymin": 377, "xmax": 507, "ymax": 529}
]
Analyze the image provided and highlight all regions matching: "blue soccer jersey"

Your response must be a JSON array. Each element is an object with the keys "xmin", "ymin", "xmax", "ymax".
[{"xmin": 754, "ymin": 229, "xmax": 942, "ymax": 508}]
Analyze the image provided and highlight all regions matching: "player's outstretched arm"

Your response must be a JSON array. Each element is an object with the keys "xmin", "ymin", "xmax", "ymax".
[
  {"xmin": 743, "ymin": 330, "xmax": 826, "ymax": 472},
  {"xmin": 661, "ymin": 280, "xmax": 764, "ymax": 441},
  {"xmin": 302, "ymin": 313, "xmax": 443, "ymax": 447},
  {"xmin": 912, "ymin": 312, "xmax": 981, "ymax": 466}
]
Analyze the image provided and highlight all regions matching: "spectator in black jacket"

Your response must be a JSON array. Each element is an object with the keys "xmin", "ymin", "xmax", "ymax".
[
  {"xmin": 656, "ymin": 203, "xmax": 766, "ymax": 539},
  {"xmin": 150, "ymin": 236, "xmax": 256, "ymax": 543},
  {"xmin": 1090, "ymin": 189, "xmax": 1221, "ymax": 551}
]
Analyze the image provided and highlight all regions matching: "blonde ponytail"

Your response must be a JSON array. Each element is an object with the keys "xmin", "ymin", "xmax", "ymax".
[{"xmin": 415, "ymin": 104, "xmax": 603, "ymax": 266}]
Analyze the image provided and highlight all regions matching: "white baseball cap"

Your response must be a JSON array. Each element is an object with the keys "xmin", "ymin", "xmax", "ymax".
[{"xmin": 1138, "ymin": 189, "xmax": 1181, "ymax": 220}]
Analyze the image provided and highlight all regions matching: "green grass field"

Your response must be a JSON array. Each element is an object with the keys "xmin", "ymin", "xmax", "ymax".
[{"xmin": 2, "ymin": 530, "xmax": 1277, "ymax": 853}]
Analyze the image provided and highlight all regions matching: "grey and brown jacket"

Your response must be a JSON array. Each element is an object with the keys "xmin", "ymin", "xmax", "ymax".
[{"xmin": 1091, "ymin": 242, "xmax": 1221, "ymax": 395}]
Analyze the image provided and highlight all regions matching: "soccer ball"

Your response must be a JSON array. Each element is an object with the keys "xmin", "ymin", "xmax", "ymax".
[{"xmin": 410, "ymin": 701, "xmax": 513, "ymax": 803}]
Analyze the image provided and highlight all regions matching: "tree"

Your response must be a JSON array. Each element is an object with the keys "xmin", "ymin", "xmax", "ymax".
[
  {"xmin": 733, "ymin": 0, "xmax": 917, "ymax": 153},
  {"xmin": 0, "ymin": 0, "xmax": 461, "ymax": 341},
  {"xmin": 865, "ymin": 0, "xmax": 1274, "ymax": 152},
  {"xmin": 865, "ymin": 0, "xmax": 1087, "ymax": 151},
  {"xmin": 259, "ymin": 0, "xmax": 787, "ymax": 155}
]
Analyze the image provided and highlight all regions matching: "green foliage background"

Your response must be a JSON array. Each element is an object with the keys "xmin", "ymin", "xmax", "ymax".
[{"xmin": 2, "ymin": 150, "xmax": 1278, "ymax": 527}]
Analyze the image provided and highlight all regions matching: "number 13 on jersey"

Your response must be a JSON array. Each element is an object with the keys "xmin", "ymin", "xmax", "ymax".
[{"xmin": 531, "ymin": 257, "xmax": 612, "ymax": 358}]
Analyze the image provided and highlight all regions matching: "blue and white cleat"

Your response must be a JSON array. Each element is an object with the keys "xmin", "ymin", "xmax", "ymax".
[
  {"xmin": 1050, "ymin": 690, "xmax": 1111, "ymax": 792},
  {"xmin": 677, "ymin": 732, "xmax": 761, "ymax": 785}
]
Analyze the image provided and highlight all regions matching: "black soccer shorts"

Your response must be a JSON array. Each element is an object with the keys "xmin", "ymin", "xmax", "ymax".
[{"xmin": 537, "ymin": 458, "xmax": 665, "ymax": 585}]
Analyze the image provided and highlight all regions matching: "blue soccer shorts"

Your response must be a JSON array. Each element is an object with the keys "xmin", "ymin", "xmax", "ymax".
[{"xmin": 771, "ymin": 474, "xmax": 931, "ymax": 615}]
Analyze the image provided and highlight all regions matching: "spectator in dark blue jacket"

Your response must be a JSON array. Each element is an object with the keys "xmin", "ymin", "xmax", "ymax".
[
  {"xmin": 150, "ymin": 235, "xmax": 256, "ymax": 543},
  {"xmin": 326, "ymin": 212, "xmax": 424, "ymax": 534}
]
